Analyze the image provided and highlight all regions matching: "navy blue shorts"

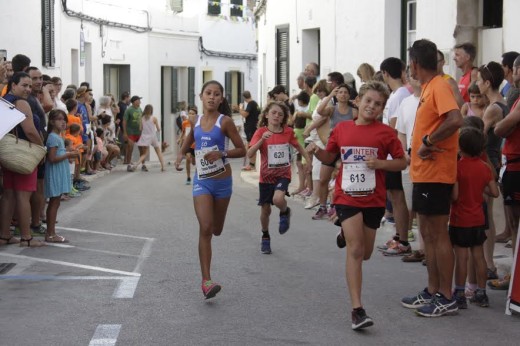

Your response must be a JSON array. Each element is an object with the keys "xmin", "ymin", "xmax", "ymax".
[
  {"xmin": 193, "ymin": 175, "xmax": 232, "ymax": 199},
  {"xmin": 258, "ymin": 178, "xmax": 290, "ymax": 205}
]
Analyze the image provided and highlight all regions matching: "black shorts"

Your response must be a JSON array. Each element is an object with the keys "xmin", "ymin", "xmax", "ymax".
[
  {"xmin": 385, "ymin": 171, "xmax": 403, "ymax": 190},
  {"xmin": 502, "ymin": 170, "xmax": 520, "ymax": 205},
  {"xmin": 245, "ymin": 128, "xmax": 256, "ymax": 142},
  {"xmin": 322, "ymin": 154, "xmax": 341, "ymax": 168},
  {"xmin": 258, "ymin": 178, "xmax": 290, "ymax": 205},
  {"xmin": 449, "ymin": 225, "xmax": 487, "ymax": 247},
  {"xmin": 334, "ymin": 204, "xmax": 385, "ymax": 230},
  {"xmin": 412, "ymin": 183, "xmax": 453, "ymax": 215}
]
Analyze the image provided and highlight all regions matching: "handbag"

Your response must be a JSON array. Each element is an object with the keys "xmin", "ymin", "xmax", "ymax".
[{"xmin": 0, "ymin": 131, "xmax": 47, "ymax": 174}]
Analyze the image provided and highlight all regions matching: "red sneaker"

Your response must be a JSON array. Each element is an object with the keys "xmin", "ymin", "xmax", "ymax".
[{"xmin": 202, "ymin": 280, "xmax": 221, "ymax": 299}]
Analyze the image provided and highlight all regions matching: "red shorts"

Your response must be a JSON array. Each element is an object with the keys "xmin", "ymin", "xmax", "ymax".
[
  {"xmin": 127, "ymin": 135, "xmax": 141, "ymax": 142},
  {"xmin": 2, "ymin": 167, "xmax": 37, "ymax": 192}
]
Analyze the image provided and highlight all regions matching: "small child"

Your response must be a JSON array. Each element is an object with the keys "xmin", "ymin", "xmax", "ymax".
[
  {"xmin": 45, "ymin": 110, "xmax": 79, "ymax": 243},
  {"xmin": 247, "ymin": 101, "xmax": 312, "ymax": 254},
  {"xmin": 450, "ymin": 127, "xmax": 499, "ymax": 308},
  {"xmin": 65, "ymin": 99, "xmax": 83, "ymax": 135},
  {"xmin": 291, "ymin": 91, "xmax": 311, "ymax": 196},
  {"xmin": 179, "ymin": 106, "xmax": 197, "ymax": 184},
  {"xmin": 461, "ymin": 82, "xmax": 486, "ymax": 117},
  {"xmin": 65, "ymin": 123, "xmax": 88, "ymax": 190},
  {"xmin": 311, "ymin": 81, "xmax": 406, "ymax": 330},
  {"xmin": 94, "ymin": 128, "xmax": 109, "ymax": 170}
]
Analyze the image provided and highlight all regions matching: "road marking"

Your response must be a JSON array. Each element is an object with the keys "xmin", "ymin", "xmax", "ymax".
[
  {"xmin": 56, "ymin": 226, "xmax": 154, "ymax": 240},
  {"xmin": 0, "ymin": 275, "xmax": 129, "ymax": 281},
  {"xmin": 113, "ymin": 277, "xmax": 140, "ymax": 298},
  {"xmin": 89, "ymin": 324, "xmax": 121, "ymax": 346},
  {"xmin": 133, "ymin": 238, "xmax": 154, "ymax": 273},
  {"xmin": 0, "ymin": 253, "xmax": 140, "ymax": 277}
]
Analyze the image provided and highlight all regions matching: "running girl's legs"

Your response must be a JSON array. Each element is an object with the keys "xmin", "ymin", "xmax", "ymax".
[
  {"xmin": 134, "ymin": 146, "xmax": 149, "ymax": 167},
  {"xmin": 152, "ymin": 145, "xmax": 166, "ymax": 171}
]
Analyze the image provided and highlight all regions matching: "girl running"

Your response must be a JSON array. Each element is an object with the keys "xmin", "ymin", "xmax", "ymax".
[
  {"xmin": 175, "ymin": 80, "xmax": 246, "ymax": 299},
  {"xmin": 247, "ymin": 101, "xmax": 311, "ymax": 254},
  {"xmin": 310, "ymin": 81, "xmax": 407, "ymax": 330}
]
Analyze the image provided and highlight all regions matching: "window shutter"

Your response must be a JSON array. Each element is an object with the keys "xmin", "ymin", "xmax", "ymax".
[
  {"xmin": 208, "ymin": 0, "xmax": 221, "ymax": 16},
  {"xmin": 188, "ymin": 67, "xmax": 195, "ymax": 107},
  {"xmin": 225, "ymin": 72, "xmax": 232, "ymax": 103},
  {"xmin": 171, "ymin": 68, "xmax": 179, "ymax": 112},
  {"xmin": 276, "ymin": 27, "xmax": 289, "ymax": 90},
  {"xmin": 42, "ymin": 0, "xmax": 55, "ymax": 67}
]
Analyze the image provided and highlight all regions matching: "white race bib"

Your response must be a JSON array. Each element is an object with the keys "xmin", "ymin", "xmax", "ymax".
[
  {"xmin": 195, "ymin": 145, "xmax": 226, "ymax": 179},
  {"xmin": 340, "ymin": 146, "xmax": 378, "ymax": 196},
  {"xmin": 267, "ymin": 144, "xmax": 290, "ymax": 168},
  {"xmin": 185, "ymin": 127, "xmax": 191, "ymax": 136}
]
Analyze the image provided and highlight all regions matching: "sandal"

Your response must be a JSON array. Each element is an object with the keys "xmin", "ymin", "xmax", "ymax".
[
  {"xmin": 19, "ymin": 237, "xmax": 46, "ymax": 247},
  {"xmin": 402, "ymin": 250, "xmax": 425, "ymax": 263},
  {"xmin": 45, "ymin": 234, "xmax": 69, "ymax": 243},
  {"xmin": 0, "ymin": 236, "xmax": 20, "ymax": 245}
]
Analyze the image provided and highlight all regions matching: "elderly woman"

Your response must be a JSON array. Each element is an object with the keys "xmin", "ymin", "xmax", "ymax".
[{"xmin": 0, "ymin": 72, "xmax": 45, "ymax": 247}]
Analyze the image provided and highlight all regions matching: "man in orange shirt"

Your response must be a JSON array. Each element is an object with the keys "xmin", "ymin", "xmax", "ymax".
[{"xmin": 401, "ymin": 39, "xmax": 463, "ymax": 317}]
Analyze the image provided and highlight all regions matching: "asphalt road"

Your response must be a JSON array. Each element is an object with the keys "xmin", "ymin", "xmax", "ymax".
[{"xmin": 0, "ymin": 158, "xmax": 519, "ymax": 346}]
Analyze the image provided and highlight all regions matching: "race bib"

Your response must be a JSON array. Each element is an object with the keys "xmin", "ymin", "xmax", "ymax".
[
  {"xmin": 185, "ymin": 127, "xmax": 191, "ymax": 136},
  {"xmin": 195, "ymin": 145, "xmax": 226, "ymax": 179},
  {"xmin": 267, "ymin": 144, "xmax": 290, "ymax": 168},
  {"xmin": 340, "ymin": 146, "xmax": 378, "ymax": 196}
]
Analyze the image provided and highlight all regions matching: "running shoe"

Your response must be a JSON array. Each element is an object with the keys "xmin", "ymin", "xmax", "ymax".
[
  {"xmin": 127, "ymin": 164, "xmax": 134, "ymax": 172},
  {"xmin": 261, "ymin": 238, "xmax": 272, "ymax": 254},
  {"xmin": 141, "ymin": 165, "xmax": 149, "ymax": 172},
  {"xmin": 488, "ymin": 274, "xmax": 511, "ymax": 290},
  {"xmin": 351, "ymin": 308, "xmax": 374, "ymax": 331},
  {"xmin": 377, "ymin": 238, "xmax": 398, "ymax": 251},
  {"xmin": 201, "ymin": 280, "xmax": 221, "ymax": 299},
  {"xmin": 415, "ymin": 293, "xmax": 458, "ymax": 317},
  {"xmin": 304, "ymin": 196, "xmax": 320, "ymax": 209},
  {"xmin": 383, "ymin": 243, "xmax": 411, "ymax": 256},
  {"xmin": 327, "ymin": 206, "xmax": 336, "ymax": 218},
  {"xmin": 469, "ymin": 290, "xmax": 489, "ymax": 307},
  {"xmin": 30, "ymin": 224, "xmax": 47, "ymax": 235},
  {"xmin": 186, "ymin": 177, "xmax": 191, "ymax": 185},
  {"xmin": 279, "ymin": 207, "xmax": 291, "ymax": 234},
  {"xmin": 465, "ymin": 287, "xmax": 476, "ymax": 299},
  {"xmin": 336, "ymin": 230, "xmax": 346, "ymax": 249},
  {"xmin": 401, "ymin": 288, "xmax": 433, "ymax": 309},
  {"xmin": 381, "ymin": 216, "xmax": 395, "ymax": 225},
  {"xmin": 453, "ymin": 289, "xmax": 467, "ymax": 309},
  {"xmin": 312, "ymin": 207, "xmax": 328, "ymax": 220}
]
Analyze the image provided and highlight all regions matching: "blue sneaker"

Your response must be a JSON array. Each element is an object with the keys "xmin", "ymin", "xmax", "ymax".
[
  {"xmin": 279, "ymin": 207, "xmax": 291, "ymax": 234},
  {"xmin": 401, "ymin": 288, "xmax": 433, "ymax": 309},
  {"xmin": 415, "ymin": 292, "xmax": 458, "ymax": 317},
  {"xmin": 261, "ymin": 238, "xmax": 272, "ymax": 254}
]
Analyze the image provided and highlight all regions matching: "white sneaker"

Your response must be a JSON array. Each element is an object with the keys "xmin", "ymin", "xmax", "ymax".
[{"xmin": 304, "ymin": 196, "xmax": 320, "ymax": 209}]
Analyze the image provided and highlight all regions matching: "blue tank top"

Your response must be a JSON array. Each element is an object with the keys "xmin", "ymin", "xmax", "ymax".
[
  {"xmin": 194, "ymin": 114, "xmax": 229, "ymax": 164},
  {"xmin": 3, "ymin": 94, "xmax": 40, "ymax": 141}
]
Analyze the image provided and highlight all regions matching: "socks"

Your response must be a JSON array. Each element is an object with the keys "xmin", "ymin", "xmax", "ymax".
[
  {"xmin": 262, "ymin": 230, "xmax": 270, "ymax": 239},
  {"xmin": 467, "ymin": 283, "xmax": 477, "ymax": 291},
  {"xmin": 400, "ymin": 240, "xmax": 409, "ymax": 247}
]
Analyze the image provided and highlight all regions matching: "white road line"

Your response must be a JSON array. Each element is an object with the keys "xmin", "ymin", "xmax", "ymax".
[
  {"xmin": 56, "ymin": 226, "xmax": 154, "ymax": 240},
  {"xmin": 72, "ymin": 246, "xmax": 141, "ymax": 258},
  {"xmin": 132, "ymin": 238, "xmax": 154, "ymax": 273},
  {"xmin": 0, "ymin": 275, "xmax": 128, "ymax": 281},
  {"xmin": 89, "ymin": 324, "xmax": 121, "ymax": 346},
  {"xmin": 113, "ymin": 277, "xmax": 140, "ymax": 298},
  {"xmin": 0, "ymin": 253, "xmax": 140, "ymax": 277},
  {"xmin": 45, "ymin": 243, "xmax": 75, "ymax": 248}
]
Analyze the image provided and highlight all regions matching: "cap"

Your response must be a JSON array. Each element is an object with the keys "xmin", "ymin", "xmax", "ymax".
[
  {"xmin": 130, "ymin": 95, "xmax": 142, "ymax": 103},
  {"xmin": 76, "ymin": 86, "xmax": 88, "ymax": 97}
]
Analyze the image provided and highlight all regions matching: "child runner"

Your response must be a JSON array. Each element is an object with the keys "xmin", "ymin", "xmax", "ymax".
[
  {"xmin": 45, "ymin": 109, "xmax": 79, "ymax": 243},
  {"xmin": 450, "ymin": 127, "xmax": 499, "ymax": 308},
  {"xmin": 131, "ymin": 104, "xmax": 166, "ymax": 172},
  {"xmin": 310, "ymin": 81, "xmax": 406, "ymax": 330},
  {"xmin": 247, "ymin": 101, "xmax": 311, "ymax": 254},
  {"xmin": 461, "ymin": 82, "xmax": 487, "ymax": 117},
  {"xmin": 179, "ymin": 106, "xmax": 198, "ymax": 184},
  {"xmin": 174, "ymin": 80, "xmax": 246, "ymax": 299}
]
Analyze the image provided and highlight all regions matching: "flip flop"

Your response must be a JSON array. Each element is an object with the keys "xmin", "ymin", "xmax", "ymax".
[{"xmin": 45, "ymin": 235, "xmax": 69, "ymax": 243}]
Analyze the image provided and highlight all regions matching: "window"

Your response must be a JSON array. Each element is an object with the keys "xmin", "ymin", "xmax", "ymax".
[
  {"xmin": 276, "ymin": 27, "xmax": 289, "ymax": 90},
  {"xmin": 483, "ymin": 0, "xmax": 502, "ymax": 28},
  {"xmin": 169, "ymin": 0, "xmax": 183, "ymax": 13},
  {"xmin": 208, "ymin": 0, "xmax": 221, "ymax": 16},
  {"xmin": 42, "ymin": 0, "xmax": 55, "ymax": 67},
  {"xmin": 230, "ymin": 0, "xmax": 243, "ymax": 17},
  {"xmin": 400, "ymin": 0, "xmax": 416, "ymax": 62},
  {"xmin": 225, "ymin": 71, "xmax": 244, "ymax": 106},
  {"xmin": 171, "ymin": 68, "xmax": 178, "ymax": 112}
]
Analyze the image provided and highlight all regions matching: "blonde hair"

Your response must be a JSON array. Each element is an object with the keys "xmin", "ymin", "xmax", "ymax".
[
  {"xmin": 357, "ymin": 63, "xmax": 376, "ymax": 82},
  {"xmin": 358, "ymin": 81, "xmax": 390, "ymax": 105}
]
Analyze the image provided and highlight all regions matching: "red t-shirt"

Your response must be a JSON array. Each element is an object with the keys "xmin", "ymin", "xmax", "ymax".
[
  {"xmin": 503, "ymin": 98, "xmax": 520, "ymax": 171},
  {"xmin": 250, "ymin": 126, "xmax": 300, "ymax": 183},
  {"xmin": 449, "ymin": 156, "xmax": 493, "ymax": 227},
  {"xmin": 458, "ymin": 70, "xmax": 472, "ymax": 103},
  {"xmin": 326, "ymin": 120, "xmax": 404, "ymax": 208}
]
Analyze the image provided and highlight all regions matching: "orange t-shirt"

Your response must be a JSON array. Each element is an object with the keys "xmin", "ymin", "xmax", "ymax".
[
  {"xmin": 410, "ymin": 75, "xmax": 459, "ymax": 184},
  {"xmin": 1, "ymin": 85, "xmax": 7, "ymax": 97},
  {"xmin": 181, "ymin": 119, "xmax": 195, "ymax": 149},
  {"xmin": 66, "ymin": 114, "xmax": 83, "ymax": 135}
]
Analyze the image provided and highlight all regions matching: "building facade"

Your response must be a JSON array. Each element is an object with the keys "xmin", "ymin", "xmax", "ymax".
[
  {"xmin": 255, "ymin": 0, "xmax": 517, "ymax": 105},
  {"xmin": 0, "ymin": 0, "xmax": 258, "ymax": 150}
]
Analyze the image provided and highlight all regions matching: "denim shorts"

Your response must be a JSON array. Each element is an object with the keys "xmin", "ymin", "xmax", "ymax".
[{"xmin": 193, "ymin": 175, "xmax": 232, "ymax": 199}]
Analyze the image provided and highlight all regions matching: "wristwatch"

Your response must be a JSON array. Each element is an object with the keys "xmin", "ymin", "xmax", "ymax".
[
  {"xmin": 221, "ymin": 151, "xmax": 228, "ymax": 159},
  {"xmin": 422, "ymin": 135, "xmax": 433, "ymax": 147}
]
